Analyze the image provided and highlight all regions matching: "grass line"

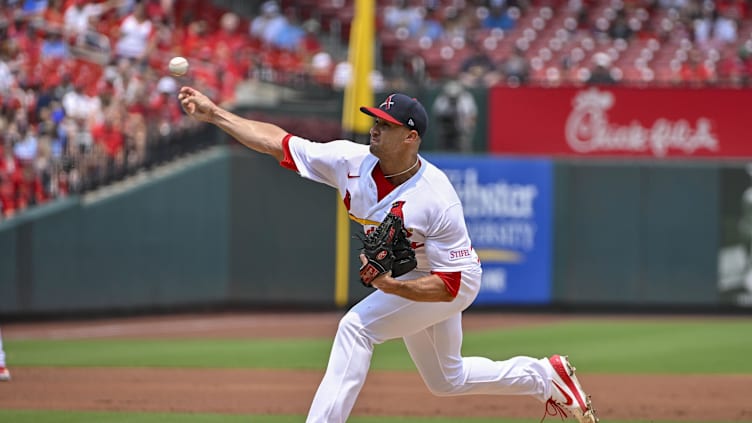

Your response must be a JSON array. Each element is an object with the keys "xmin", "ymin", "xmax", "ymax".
[
  {"xmin": 0, "ymin": 410, "xmax": 743, "ymax": 423},
  {"xmin": 5, "ymin": 320, "xmax": 752, "ymax": 373}
]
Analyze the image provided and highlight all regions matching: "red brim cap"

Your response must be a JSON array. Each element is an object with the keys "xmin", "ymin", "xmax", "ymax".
[{"xmin": 360, "ymin": 106, "xmax": 404, "ymax": 127}]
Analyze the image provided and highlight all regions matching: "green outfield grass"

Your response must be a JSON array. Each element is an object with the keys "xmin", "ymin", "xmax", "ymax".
[
  {"xmin": 0, "ymin": 410, "xmax": 742, "ymax": 423},
  {"xmin": 5, "ymin": 319, "xmax": 752, "ymax": 373}
]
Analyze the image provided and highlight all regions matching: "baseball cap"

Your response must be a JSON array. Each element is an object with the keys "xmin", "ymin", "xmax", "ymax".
[{"xmin": 360, "ymin": 93, "xmax": 428, "ymax": 137}]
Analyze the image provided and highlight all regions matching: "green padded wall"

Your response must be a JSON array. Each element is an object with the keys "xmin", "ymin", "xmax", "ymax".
[
  {"xmin": 553, "ymin": 161, "xmax": 719, "ymax": 305},
  {"xmin": 0, "ymin": 148, "xmax": 231, "ymax": 315}
]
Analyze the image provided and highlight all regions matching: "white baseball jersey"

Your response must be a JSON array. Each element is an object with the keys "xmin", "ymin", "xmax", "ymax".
[
  {"xmin": 284, "ymin": 135, "xmax": 481, "ymax": 296},
  {"xmin": 282, "ymin": 135, "xmax": 555, "ymax": 423}
]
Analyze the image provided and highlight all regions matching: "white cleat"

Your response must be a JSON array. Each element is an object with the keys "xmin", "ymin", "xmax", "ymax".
[{"xmin": 543, "ymin": 354, "xmax": 598, "ymax": 423}]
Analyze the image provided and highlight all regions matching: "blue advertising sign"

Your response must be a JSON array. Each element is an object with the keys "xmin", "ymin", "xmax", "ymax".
[{"xmin": 425, "ymin": 155, "xmax": 553, "ymax": 305}]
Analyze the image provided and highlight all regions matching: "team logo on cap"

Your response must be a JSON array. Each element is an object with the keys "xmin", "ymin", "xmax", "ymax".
[{"xmin": 380, "ymin": 94, "xmax": 395, "ymax": 110}]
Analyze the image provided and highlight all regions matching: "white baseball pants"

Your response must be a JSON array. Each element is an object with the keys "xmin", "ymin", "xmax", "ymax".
[
  {"xmin": 305, "ymin": 271, "xmax": 554, "ymax": 423},
  {"xmin": 0, "ymin": 328, "xmax": 5, "ymax": 367}
]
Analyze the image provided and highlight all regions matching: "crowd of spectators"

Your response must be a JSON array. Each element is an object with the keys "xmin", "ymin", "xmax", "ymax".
[
  {"xmin": 0, "ymin": 0, "xmax": 337, "ymax": 220},
  {"xmin": 2, "ymin": 0, "xmax": 752, "ymax": 219},
  {"xmin": 377, "ymin": 0, "xmax": 752, "ymax": 87}
]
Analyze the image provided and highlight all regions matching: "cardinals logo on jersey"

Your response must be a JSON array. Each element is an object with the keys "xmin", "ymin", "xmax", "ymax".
[{"xmin": 390, "ymin": 200, "xmax": 405, "ymax": 217}]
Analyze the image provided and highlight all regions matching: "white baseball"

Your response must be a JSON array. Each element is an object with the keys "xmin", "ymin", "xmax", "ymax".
[{"xmin": 168, "ymin": 56, "xmax": 189, "ymax": 76}]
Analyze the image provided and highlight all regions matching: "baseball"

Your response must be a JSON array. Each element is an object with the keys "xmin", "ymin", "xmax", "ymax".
[{"xmin": 168, "ymin": 56, "xmax": 189, "ymax": 76}]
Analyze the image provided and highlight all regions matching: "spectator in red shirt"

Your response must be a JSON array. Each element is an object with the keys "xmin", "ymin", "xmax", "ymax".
[
  {"xmin": 44, "ymin": 0, "xmax": 67, "ymax": 29},
  {"xmin": 182, "ymin": 19, "xmax": 210, "ymax": 57},
  {"xmin": 0, "ymin": 173, "xmax": 16, "ymax": 218},
  {"xmin": 147, "ymin": 17, "xmax": 183, "ymax": 69},
  {"xmin": 148, "ymin": 76, "xmax": 184, "ymax": 134},
  {"xmin": 212, "ymin": 12, "xmax": 247, "ymax": 54},
  {"xmin": 91, "ymin": 110, "xmax": 124, "ymax": 160},
  {"xmin": 298, "ymin": 18, "xmax": 322, "ymax": 57},
  {"xmin": 11, "ymin": 19, "xmax": 43, "ymax": 67},
  {"xmin": 0, "ymin": 144, "xmax": 20, "ymax": 189},
  {"xmin": 144, "ymin": 0, "xmax": 168, "ymax": 21},
  {"xmin": 209, "ymin": 11, "xmax": 250, "ymax": 85},
  {"xmin": 190, "ymin": 47, "xmax": 220, "ymax": 99},
  {"xmin": 10, "ymin": 160, "xmax": 46, "ymax": 212},
  {"xmin": 717, "ymin": 48, "xmax": 744, "ymax": 86},
  {"xmin": 679, "ymin": 49, "xmax": 715, "ymax": 86}
]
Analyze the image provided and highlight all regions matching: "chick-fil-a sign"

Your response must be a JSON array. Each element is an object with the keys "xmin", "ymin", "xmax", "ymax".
[{"xmin": 489, "ymin": 86, "xmax": 749, "ymax": 159}]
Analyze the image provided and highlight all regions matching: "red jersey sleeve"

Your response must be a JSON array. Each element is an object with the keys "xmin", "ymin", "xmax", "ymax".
[
  {"xmin": 279, "ymin": 133, "xmax": 298, "ymax": 171},
  {"xmin": 431, "ymin": 271, "xmax": 462, "ymax": 298}
]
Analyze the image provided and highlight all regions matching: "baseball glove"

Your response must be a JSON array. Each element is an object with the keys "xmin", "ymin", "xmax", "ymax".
[{"xmin": 359, "ymin": 201, "xmax": 417, "ymax": 287}]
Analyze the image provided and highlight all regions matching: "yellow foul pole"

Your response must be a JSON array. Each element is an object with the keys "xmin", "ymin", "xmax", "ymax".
[{"xmin": 335, "ymin": 0, "xmax": 375, "ymax": 307}]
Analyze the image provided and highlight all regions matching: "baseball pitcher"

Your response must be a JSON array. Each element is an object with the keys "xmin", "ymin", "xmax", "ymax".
[{"xmin": 178, "ymin": 88, "xmax": 598, "ymax": 423}]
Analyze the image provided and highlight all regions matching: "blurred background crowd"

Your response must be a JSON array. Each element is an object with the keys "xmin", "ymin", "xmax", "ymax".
[{"xmin": 1, "ymin": 0, "xmax": 751, "ymax": 219}]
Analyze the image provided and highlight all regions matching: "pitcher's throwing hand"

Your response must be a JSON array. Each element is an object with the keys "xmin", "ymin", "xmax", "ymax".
[{"xmin": 178, "ymin": 87, "xmax": 217, "ymax": 122}]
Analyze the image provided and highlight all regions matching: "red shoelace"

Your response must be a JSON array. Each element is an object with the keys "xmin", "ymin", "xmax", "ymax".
[{"xmin": 540, "ymin": 398, "xmax": 569, "ymax": 422}]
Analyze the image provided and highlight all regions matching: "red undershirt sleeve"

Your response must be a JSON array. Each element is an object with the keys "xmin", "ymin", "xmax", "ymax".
[
  {"xmin": 431, "ymin": 271, "xmax": 461, "ymax": 298},
  {"xmin": 279, "ymin": 134, "xmax": 298, "ymax": 171}
]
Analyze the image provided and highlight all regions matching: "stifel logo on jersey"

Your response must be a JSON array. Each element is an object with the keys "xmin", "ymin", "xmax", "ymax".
[{"xmin": 449, "ymin": 248, "xmax": 472, "ymax": 261}]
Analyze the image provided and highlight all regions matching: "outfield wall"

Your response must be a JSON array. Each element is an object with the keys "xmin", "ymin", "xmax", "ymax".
[
  {"xmin": 552, "ymin": 160, "xmax": 721, "ymax": 306},
  {"xmin": 1, "ymin": 145, "xmax": 749, "ymax": 315},
  {"xmin": 0, "ymin": 146, "xmax": 360, "ymax": 316}
]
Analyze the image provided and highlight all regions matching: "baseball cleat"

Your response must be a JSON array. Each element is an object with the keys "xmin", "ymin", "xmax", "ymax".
[
  {"xmin": 0, "ymin": 367, "xmax": 10, "ymax": 382},
  {"xmin": 543, "ymin": 355, "xmax": 598, "ymax": 423}
]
